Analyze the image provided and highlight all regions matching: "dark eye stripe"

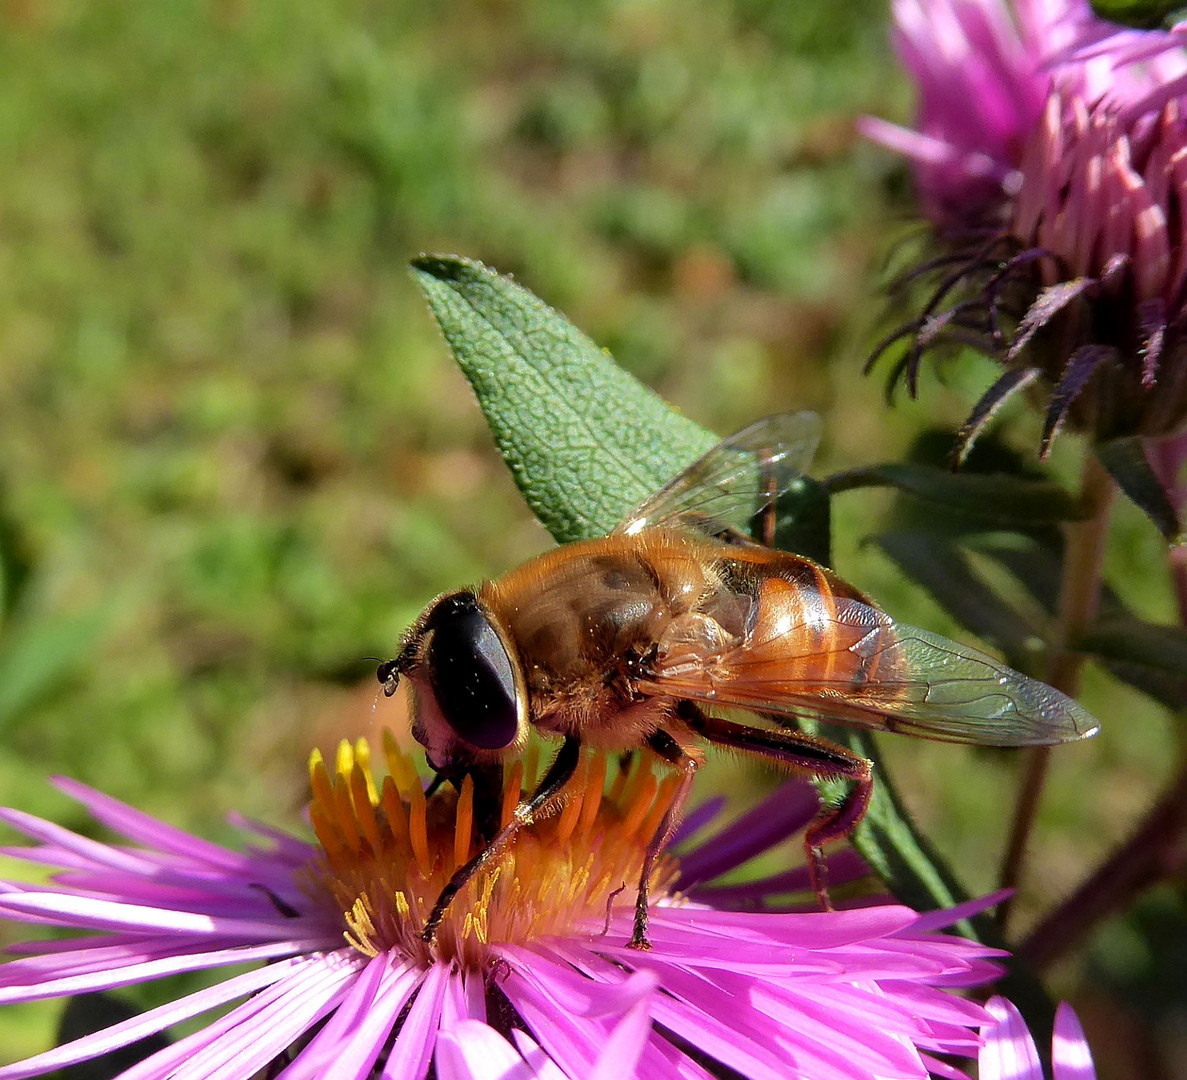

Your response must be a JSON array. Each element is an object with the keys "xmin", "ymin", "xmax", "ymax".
[{"xmin": 426, "ymin": 597, "xmax": 520, "ymax": 750}]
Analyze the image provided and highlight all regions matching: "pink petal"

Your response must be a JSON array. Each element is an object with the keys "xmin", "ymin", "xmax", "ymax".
[
  {"xmin": 0, "ymin": 954, "xmax": 345, "ymax": 1080},
  {"xmin": 50, "ymin": 779, "xmax": 249, "ymax": 871},
  {"xmin": 0, "ymin": 891, "xmax": 301, "ymax": 940},
  {"xmin": 380, "ymin": 960, "xmax": 450, "ymax": 1080},
  {"xmin": 980, "ymin": 996, "xmax": 1043, "ymax": 1080},
  {"xmin": 587, "ymin": 977, "xmax": 655, "ymax": 1080},
  {"xmin": 158, "ymin": 957, "xmax": 358, "ymax": 1080},
  {"xmin": 674, "ymin": 782, "xmax": 818, "ymax": 885},
  {"xmin": 1053, "ymin": 1003, "xmax": 1097, "ymax": 1080},
  {"xmin": 0, "ymin": 936, "xmax": 332, "ymax": 1003},
  {"xmin": 904, "ymin": 888, "xmax": 1009, "ymax": 932},
  {"xmin": 0, "ymin": 810, "xmax": 161, "ymax": 874},
  {"xmin": 436, "ymin": 1021, "xmax": 555, "ymax": 1080},
  {"xmin": 501, "ymin": 971, "xmax": 643, "ymax": 1080},
  {"xmin": 280, "ymin": 955, "xmax": 423, "ymax": 1080}
]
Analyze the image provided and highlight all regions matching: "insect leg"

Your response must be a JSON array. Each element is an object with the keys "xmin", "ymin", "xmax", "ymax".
[
  {"xmin": 627, "ymin": 724, "xmax": 703, "ymax": 951},
  {"xmin": 421, "ymin": 736, "xmax": 582, "ymax": 946},
  {"xmin": 684, "ymin": 711, "xmax": 871, "ymax": 910},
  {"xmin": 755, "ymin": 456, "xmax": 779, "ymax": 548}
]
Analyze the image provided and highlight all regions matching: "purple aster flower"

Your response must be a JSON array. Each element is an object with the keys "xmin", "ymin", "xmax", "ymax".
[
  {"xmin": 0, "ymin": 733, "xmax": 1006, "ymax": 1080},
  {"xmin": 863, "ymin": 0, "xmax": 1187, "ymax": 461},
  {"xmin": 979, "ymin": 995, "xmax": 1097, "ymax": 1080}
]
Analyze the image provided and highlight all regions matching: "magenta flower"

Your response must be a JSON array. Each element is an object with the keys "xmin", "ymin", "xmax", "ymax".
[
  {"xmin": 860, "ymin": 0, "xmax": 1184, "ymax": 231},
  {"xmin": 979, "ymin": 996, "xmax": 1098, "ymax": 1080},
  {"xmin": 859, "ymin": 0, "xmax": 1081, "ymax": 232},
  {"xmin": 0, "ymin": 735, "xmax": 1004, "ymax": 1080},
  {"xmin": 863, "ymin": 0, "xmax": 1187, "ymax": 462}
]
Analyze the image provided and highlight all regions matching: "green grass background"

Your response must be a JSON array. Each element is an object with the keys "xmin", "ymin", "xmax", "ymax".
[{"xmin": 0, "ymin": 2, "xmax": 1180, "ymax": 1076}]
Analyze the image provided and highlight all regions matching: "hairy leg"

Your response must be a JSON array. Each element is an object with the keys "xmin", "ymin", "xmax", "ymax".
[
  {"xmin": 683, "ymin": 710, "xmax": 871, "ymax": 909},
  {"xmin": 421, "ymin": 736, "xmax": 582, "ymax": 945}
]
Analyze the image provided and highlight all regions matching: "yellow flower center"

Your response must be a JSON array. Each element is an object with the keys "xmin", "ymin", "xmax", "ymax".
[{"xmin": 305, "ymin": 730, "xmax": 682, "ymax": 968}]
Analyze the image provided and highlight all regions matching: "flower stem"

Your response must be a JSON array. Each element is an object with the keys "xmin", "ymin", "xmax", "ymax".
[
  {"xmin": 997, "ymin": 451, "xmax": 1114, "ymax": 930},
  {"xmin": 1020, "ymin": 438, "xmax": 1187, "ymax": 967},
  {"xmin": 1168, "ymin": 543, "xmax": 1187, "ymax": 626},
  {"xmin": 1147, "ymin": 433, "xmax": 1187, "ymax": 621},
  {"xmin": 1021, "ymin": 748, "xmax": 1187, "ymax": 970}
]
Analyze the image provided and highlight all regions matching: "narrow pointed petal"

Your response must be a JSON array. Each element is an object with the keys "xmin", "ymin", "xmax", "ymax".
[
  {"xmin": 379, "ymin": 961, "xmax": 450, "ymax": 1080},
  {"xmin": 0, "ymin": 891, "xmax": 309, "ymax": 940},
  {"xmin": 436, "ymin": 1023, "xmax": 525, "ymax": 1080},
  {"xmin": 0, "ymin": 956, "xmax": 349, "ymax": 1080},
  {"xmin": 50, "ymin": 779, "xmax": 250, "ymax": 870},
  {"xmin": 280, "ymin": 958, "xmax": 423, "ymax": 1080},
  {"xmin": 955, "ymin": 366, "xmax": 1043, "ymax": 465},
  {"xmin": 0, "ymin": 937, "xmax": 332, "ymax": 1004},
  {"xmin": 1006, "ymin": 279, "xmax": 1095, "ymax": 362},
  {"xmin": 979, "ymin": 997, "xmax": 1043, "ymax": 1080},
  {"xmin": 1053, "ymin": 1003, "xmax": 1096, "ymax": 1080},
  {"xmin": 586, "ymin": 977, "xmax": 655, "ymax": 1080},
  {"xmin": 1040, "ymin": 345, "xmax": 1118, "ymax": 457}
]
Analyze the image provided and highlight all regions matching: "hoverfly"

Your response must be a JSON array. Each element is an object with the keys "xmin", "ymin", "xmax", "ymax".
[{"xmin": 379, "ymin": 413, "xmax": 1098, "ymax": 950}]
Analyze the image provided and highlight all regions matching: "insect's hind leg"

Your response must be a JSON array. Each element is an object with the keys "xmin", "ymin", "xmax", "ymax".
[
  {"xmin": 683, "ymin": 710, "xmax": 871, "ymax": 911},
  {"xmin": 801, "ymin": 760, "xmax": 872, "ymax": 910}
]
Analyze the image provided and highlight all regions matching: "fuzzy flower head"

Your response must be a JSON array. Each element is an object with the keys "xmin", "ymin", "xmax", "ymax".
[
  {"xmin": 0, "ymin": 732, "xmax": 1006, "ymax": 1080},
  {"xmin": 860, "ymin": 0, "xmax": 1079, "ymax": 231},
  {"xmin": 864, "ymin": 0, "xmax": 1187, "ymax": 460}
]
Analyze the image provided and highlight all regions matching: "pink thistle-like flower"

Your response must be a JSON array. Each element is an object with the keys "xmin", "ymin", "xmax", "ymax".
[
  {"xmin": 0, "ymin": 735, "xmax": 1005, "ymax": 1080},
  {"xmin": 863, "ymin": 0, "xmax": 1187, "ymax": 462},
  {"xmin": 859, "ymin": 0, "xmax": 1080, "ymax": 232},
  {"xmin": 979, "ymin": 996, "xmax": 1097, "ymax": 1080}
]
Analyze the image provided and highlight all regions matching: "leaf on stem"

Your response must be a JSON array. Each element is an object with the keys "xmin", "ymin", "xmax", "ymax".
[
  {"xmin": 1076, "ymin": 613, "xmax": 1187, "ymax": 712},
  {"xmin": 825, "ymin": 462, "xmax": 1082, "ymax": 527},
  {"xmin": 875, "ymin": 531, "xmax": 1047, "ymax": 673},
  {"xmin": 1095, "ymin": 435, "xmax": 1182, "ymax": 542},
  {"xmin": 410, "ymin": 255, "xmax": 715, "ymax": 542}
]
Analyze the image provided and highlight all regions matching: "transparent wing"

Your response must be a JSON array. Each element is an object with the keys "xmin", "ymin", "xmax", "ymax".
[
  {"xmin": 616, "ymin": 412, "xmax": 823, "ymax": 539},
  {"xmin": 639, "ymin": 590, "xmax": 1098, "ymax": 746}
]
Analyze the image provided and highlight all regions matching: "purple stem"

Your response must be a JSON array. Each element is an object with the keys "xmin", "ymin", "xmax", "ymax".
[
  {"xmin": 1021, "ymin": 753, "xmax": 1187, "ymax": 971},
  {"xmin": 1021, "ymin": 435, "xmax": 1187, "ymax": 967}
]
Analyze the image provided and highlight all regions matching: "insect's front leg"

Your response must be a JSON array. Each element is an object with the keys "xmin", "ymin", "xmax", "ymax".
[
  {"xmin": 683, "ymin": 710, "xmax": 871, "ymax": 910},
  {"xmin": 421, "ymin": 736, "xmax": 582, "ymax": 947},
  {"xmin": 628, "ymin": 721, "xmax": 704, "ymax": 950}
]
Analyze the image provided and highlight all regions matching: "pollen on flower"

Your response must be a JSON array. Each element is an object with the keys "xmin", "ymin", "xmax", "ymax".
[{"xmin": 303, "ymin": 730, "xmax": 681, "ymax": 967}]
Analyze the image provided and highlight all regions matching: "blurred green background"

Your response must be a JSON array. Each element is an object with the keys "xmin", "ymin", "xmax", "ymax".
[{"xmin": 0, "ymin": 1, "xmax": 1180, "ymax": 1076}]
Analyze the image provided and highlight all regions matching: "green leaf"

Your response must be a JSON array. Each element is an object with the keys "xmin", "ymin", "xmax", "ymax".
[
  {"xmin": 763, "ymin": 475, "xmax": 832, "ymax": 566},
  {"xmin": 966, "ymin": 531, "xmax": 1187, "ymax": 710},
  {"xmin": 411, "ymin": 255, "xmax": 715, "ymax": 541},
  {"xmin": 1095, "ymin": 436, "xmax": 1182, "ymax": 542},
  {"xmin": 1076, "ymin": 613, "xmax": 1187, "ymax": 712},
  {"xmin": 825, "ymin": 463, "xmax": 1083, "ymax": 527},
  {"xmin": 876, "ymin": 531, "xmax": 1048, "ymax": 674},
  {"xmin": 0, "ymin": 496, "xmax": 33, "ymax": 624},
  {"xmin": 963, "ymin": 533, "xmax": 1063, "ymax": 614},
  {"xmin": 1089, "ymin": 0, "xmax": 1186, "ymax": 29}
]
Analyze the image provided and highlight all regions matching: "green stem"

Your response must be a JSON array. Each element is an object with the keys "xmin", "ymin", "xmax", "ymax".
[{"xmin": 997, "ymin": 451, "xmax": 1115, "ymax": 930}]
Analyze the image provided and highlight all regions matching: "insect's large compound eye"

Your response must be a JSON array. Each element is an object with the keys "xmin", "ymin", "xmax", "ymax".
[{"xmin": 425, "ymin": 595, "xmax": 521, "ymax": 750}]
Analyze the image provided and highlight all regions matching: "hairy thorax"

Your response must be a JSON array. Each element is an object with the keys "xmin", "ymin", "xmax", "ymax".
[{"xmin": 479, "ymin": 530, "xmax": 746, "ymax": 744}]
